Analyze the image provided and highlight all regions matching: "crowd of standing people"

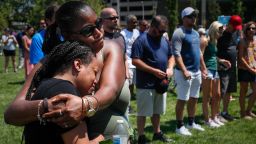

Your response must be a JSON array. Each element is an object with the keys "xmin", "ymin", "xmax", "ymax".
[{"xmin": 2, "ymin": 1, "xmax": 256, "ymax": 144}]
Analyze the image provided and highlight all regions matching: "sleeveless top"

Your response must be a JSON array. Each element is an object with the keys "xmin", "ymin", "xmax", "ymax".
[{"xmin": 239, "ymin": 39, "xmax": 256, "ymax": 69}]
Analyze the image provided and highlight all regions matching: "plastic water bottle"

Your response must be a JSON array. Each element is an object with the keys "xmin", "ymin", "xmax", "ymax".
[{"xmin": 112, "ymin": 120, "xmax": 129, "ymax": 144}]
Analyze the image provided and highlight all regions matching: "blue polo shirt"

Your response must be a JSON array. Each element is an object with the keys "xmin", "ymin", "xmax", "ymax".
[
  {"xmin": 30, "ymin": 30, "xmax": 45, "ymax": 64},
  {"xmin": 172, "ymin": 27, "xmax": 200, "ymax": 72},
  {"xmin": 131, "ymin": 33, "xmax": 172, "ymax": 89}
]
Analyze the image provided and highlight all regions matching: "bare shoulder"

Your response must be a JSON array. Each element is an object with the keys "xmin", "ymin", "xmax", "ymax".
[
  {"xmin": 102, "ymin": 40, "xmax": 122, "ymax": 56},
  {"xmin": 201, "ymin": 36, "xmax": 209, "ymax": 43}
]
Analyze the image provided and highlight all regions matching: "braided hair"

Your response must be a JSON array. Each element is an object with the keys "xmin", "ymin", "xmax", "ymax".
[{"xmin": 26, "ymin": 41, "xmax": 94, "ymax": 100}]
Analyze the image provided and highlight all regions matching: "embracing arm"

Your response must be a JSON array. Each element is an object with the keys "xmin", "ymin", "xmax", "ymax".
[
  {"xmin": 93, "ymin": 40, "xmax": 126, "ymax": 109},
  {"xmin": 4, "ymin": 63, "xmax": 42, "ymax": 125}
]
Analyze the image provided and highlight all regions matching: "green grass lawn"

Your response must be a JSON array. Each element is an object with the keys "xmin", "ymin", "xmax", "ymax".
[{"xmin": 0, "ymin": 53, "xmax": 256, "ymax": 144}]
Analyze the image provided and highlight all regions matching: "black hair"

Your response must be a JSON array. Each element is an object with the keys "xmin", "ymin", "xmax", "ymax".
[
  {"xmin": 26, "ymin": 25, "xmax": 33, "ymax": 31},
  {"xmin": 42, "ymin": 1, "xmax": 95, "ymax": 55},
  {"xmin": 26, "ymin": 41, "xmax": 95, "ymax": 100},
  {"xmin": 151, "ymin": 15, "xmax": 168, "ymax": 28},
  {"xmin": 45, "ymin": 5, "xmax": 59, "ymax": 21}
]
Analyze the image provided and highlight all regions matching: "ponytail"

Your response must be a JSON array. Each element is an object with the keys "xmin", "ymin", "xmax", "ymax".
[{"xmin": 42, "ymin": 22, "xmax": 63, "ymax": 55}]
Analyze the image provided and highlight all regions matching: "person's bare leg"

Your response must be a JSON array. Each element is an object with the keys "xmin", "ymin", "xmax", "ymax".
[
  {"xmin": 202, "ymin": 78, "xmax": 212, "ymax": 121},
  {"xmin": 176, "ymin": 100, "xmax": 186, "ymax": 121},
  {"xmin": 246, "ymin": 82, "xmax": 256, "ymax": 114},
  {"xmin": 223, "ymin": 92, "xmax": 231, "ymax": 113},
  {"xmin": 239, "ymin": 82, "xmax": 248, "ymax": 117},
  {"xmin": 212, "ymin": 79, "xmax": 221, "ymax": 119},
  {"xmin": 151, "ymin": 114, "xmax": 160, "ymax": 133},
  {"xmin": 11, "ymin": 56, "xmax": 17, "ymax": 72},
  {"xmin": 188, "ymin": 97, "xmax": 198, "ymax": 118},
  {"xmin": 4, "ymin": 56, "xmax": 9, "ymax": 73},
  {"xmin": 137, "ymin": 116, "xmax": 146, "ymax": 135}
]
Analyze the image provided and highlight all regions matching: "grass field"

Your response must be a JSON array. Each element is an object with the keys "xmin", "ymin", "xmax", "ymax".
[{"xmin": 0, "ymin": 53, "xmax": 256, "ymax": 144}]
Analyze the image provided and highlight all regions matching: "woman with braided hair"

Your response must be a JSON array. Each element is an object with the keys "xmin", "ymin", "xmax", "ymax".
[
  {"xmin": 5, "ymin": 0, "xmax": 128, "ymax": 142},
  {"xmin": 24, "ymin": 41, "xmax": 99, "ymax": 144}
]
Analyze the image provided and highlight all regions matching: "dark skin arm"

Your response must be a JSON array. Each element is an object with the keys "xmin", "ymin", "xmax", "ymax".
[
  {"xmin": 95, "ymin": 40, "xmax": 126, "ymax": 107},
  {"xmin": 4, "ymin": 63, "xmax": 42, "ymax": 125},
  {"xmin": 44, "ymin": 40, "xmax": 126, "ymax": 126}
]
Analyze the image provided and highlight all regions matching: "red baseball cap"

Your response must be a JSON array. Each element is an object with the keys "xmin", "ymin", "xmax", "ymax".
[{"xmin": 229, "ymin": 15, "xmax": 242, "ymax": 30}]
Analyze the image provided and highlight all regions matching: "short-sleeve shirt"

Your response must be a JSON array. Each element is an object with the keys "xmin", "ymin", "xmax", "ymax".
[
  {"xmin": 121, "ymin": 28, "xmax": 140, "ymax": 68},
  {"xmin": 30, "ymin": 30, "xmax": 45, "ymax": 64},
  {"xmin": 131, "ymin": 33, "xmax": 172, "ymax": 89},
  {"xmin": 217, "ymin": 31, "xmax": 238, "ymax": 70},
  {"xmin": 24, "ymin": 78, "xmax": 80, "ymax": 144},
  {"xmin": 172, "ymin": 27, "xmax": 201, "ymax": 72},
  {"xmin": 1, "ymin": 35, "xmax": 17, "ymax": 51}
]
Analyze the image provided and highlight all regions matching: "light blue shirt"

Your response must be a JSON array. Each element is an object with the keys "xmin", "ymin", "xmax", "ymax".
[{"xmin": 30, "ymin": 30, "xmax": 45, "ymax": 64}]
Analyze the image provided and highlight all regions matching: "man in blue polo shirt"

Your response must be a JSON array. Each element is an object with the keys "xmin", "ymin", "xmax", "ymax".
[
  {"xmin": 132, "ymin": 15, "xmax": 175, "ymax": 143},
  {"xmin": 30, "ymin": 5, "xmax": 58, "ymax": 65},
  {"xmin": 172, "ymin": 7, "xmax": 207, "ymax": 136}
]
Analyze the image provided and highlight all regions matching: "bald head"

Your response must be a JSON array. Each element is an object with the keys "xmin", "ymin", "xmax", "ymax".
[
  {"xmin": 100, "ymin": 7, "xmax": 119, "ymax": 33},
  {"xmin": 100, "ymin": 7, "xmax": 117, "ymax": 19}
]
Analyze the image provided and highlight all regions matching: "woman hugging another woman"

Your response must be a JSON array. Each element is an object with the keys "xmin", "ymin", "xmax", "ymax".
[{"xmin": 24, "ymin": 41, "xmax": 99, "ymax": 144}]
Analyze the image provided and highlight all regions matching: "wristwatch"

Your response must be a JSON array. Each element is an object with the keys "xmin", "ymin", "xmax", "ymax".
[{"xmin": 83, "ymin": 97, "xmax": 96, "ymax": 117}]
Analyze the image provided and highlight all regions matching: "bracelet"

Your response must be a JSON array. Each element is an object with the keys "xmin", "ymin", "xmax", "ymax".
[
  {"xmin": 82, "ymin": 98, "xmax": 89, "ymax": 114},
  {"xmin": 81, "ymin": 97, "xmax": 84, "ymax": 118},
  {"xmin": 43, "ymin": 98, "xmax": 48, "ymax": 113},
  {"xmin": 37, "ymin": 100, "xmax": 46, "ymax": 125},
  {"xmin": 90, "ymin": 96, "xmax": 99, "ymax": 111}
]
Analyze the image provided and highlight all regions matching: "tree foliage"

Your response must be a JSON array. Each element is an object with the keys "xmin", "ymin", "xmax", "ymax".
[
  {"xmin": 207, "ymin": 0, "xmax": 221, "ymax": 27},
  {"xmin": 231, "ymin": 0, "xmax": 245, "ymax": 17},
  {"xmin": 0, "ymin": 0, "xmax": 105, "ymax": 32},
  {"xmin": 188, "ymin": 0, "xmax": 197, "ymax": 8},
  {"xmin": 165, "ymin": 0, "xmax": 179, "ymax": 35},
  {"xmin": 84, "ymin": 0, "xmax": 105, "ymax": 16}
]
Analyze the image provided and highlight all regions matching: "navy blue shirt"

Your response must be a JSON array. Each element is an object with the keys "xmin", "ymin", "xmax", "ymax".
[
  {"xmin": 172, "ymin": 27, "xmax": 201, "ymax": 72},
  {"xmin": 131, "ymin": 33, "xmax": 172, "ymax": 89}
]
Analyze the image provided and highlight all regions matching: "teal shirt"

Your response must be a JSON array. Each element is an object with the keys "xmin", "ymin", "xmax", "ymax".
[{"xmin": 204, "ymin": 42, "xmax": 217, "ymax": 70}]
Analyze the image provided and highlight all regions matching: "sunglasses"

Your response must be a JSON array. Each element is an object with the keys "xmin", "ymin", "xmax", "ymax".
[
  {"xmin": 157, "ymin": 27, "xmax": 167, "ymax": 34},
  {"xmin": 186, "ymin": 13, "xmax": 197, "ymax": 19},
  {"xmin": 246, "ymin": 27, "xmax": 256, "ymax": 31},
  {"xmin": 104, "ymin": 16, "xmax": 119, "ymax": 21},
  {"xmin": 76, "ymin": 19, "xmax": 102, "ymax": 37}
]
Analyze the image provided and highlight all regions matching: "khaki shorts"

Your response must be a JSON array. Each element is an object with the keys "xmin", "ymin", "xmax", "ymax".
[{"xmin": 136, "ymin": 89, "xmax": 166, "ymax": 116}]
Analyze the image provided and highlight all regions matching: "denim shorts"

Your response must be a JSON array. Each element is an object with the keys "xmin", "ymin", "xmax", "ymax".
[{"xmin": 207, "ymin": 69, "xmax": 219, "ymax": 80}]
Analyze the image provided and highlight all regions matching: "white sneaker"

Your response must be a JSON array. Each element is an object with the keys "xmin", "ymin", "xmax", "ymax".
[
  {"xmin": 205, "ymin": 119, "xmax": 220, "ymax": 128},
  {"xmin": 214, "ymin": 117, "xmax": 225, "ymax": 126},
  {"xmin": 176, "ymin": 126, "xmax": 192, "ymax": 136},
  {"xmin": 187, "ymin": 123, "xmax": 205, "ymax": 131}
]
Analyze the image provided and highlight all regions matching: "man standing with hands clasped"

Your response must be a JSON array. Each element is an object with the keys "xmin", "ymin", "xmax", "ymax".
[
  {"xmin": 172, "ymin": 7, "xmax": 207, "ymax": 136},
  {"xmin": 132, "ymin": 15, "xmax": 175, "ymax": 143}
]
